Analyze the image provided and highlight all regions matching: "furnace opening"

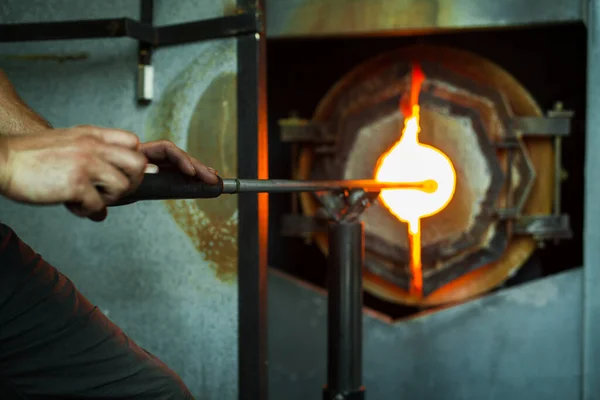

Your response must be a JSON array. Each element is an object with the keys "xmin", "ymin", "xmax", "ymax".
[
  {"xmin": 267, "ymin": 25, "xmax": 585, "ymax": 320},
  {"xmin": 375, "ymin": 63, "xmax": 457, "ymax": 296}
]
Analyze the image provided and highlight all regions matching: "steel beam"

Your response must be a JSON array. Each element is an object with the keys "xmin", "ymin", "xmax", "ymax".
[
  {"xmin": 266, "ymin": 0, "xmax": 585, "ymax": 38},
  {"xmin": 237, "ymin": 1, "xmax": 269, "ymax": 400},
  {"xmin": 0, "ymin": 14, "xmax": 258, "ymax": 46},
  {"xmin": 0, "ymin": 18, "xmax": 155, "ymax": 43},
  {"xmin": 583, "ymin": 0, "xmax": 600, "ymax": 398}
]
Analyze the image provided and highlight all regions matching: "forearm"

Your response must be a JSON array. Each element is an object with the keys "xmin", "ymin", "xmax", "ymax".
[{"xmin": 0, "ymin": 69, "xmax": 51, "ymax": 137}]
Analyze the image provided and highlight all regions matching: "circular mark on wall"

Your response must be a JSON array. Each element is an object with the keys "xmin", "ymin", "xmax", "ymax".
[{"xmin": 146, "ymin": 41, "xmax": 238, "ymax": 283}]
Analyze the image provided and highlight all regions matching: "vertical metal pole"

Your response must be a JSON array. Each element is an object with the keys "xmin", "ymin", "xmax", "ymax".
[
  {"xmin": 584, "ymin": 0, "xmax": 600, "ymax": 398},
  {"xmin": 237, "ymin": 1, "xmax": 268, "ymax": 399},
  {"xmin": 324, "ymin": 221, "xmax": 366, "ymax": 400}
]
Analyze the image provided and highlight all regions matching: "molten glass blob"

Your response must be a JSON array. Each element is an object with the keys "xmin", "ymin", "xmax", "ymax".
[
  {"xmin": 375, "ymin": 65, "xmax": 457, "ymax": 296},
  {"xmin": 375, "ymin": 105, "xmax": 456, "ymax": 234}
]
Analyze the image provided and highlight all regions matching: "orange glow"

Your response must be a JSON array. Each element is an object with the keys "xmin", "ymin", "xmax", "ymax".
[{"xmin": 375, "ymin": 64, "xmax": 457, "ymax": 296}]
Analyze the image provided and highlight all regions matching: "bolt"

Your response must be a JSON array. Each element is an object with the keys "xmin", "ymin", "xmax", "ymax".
[{"xmin": 553, "ymin": 101, "xmax": 564, "ymax": 111}]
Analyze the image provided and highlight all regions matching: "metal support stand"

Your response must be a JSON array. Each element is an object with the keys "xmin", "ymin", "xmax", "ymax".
[
  {"xmin": 315, "ymin": 189, "xmax": 375, "ymax": 400},
  {"xmin": 323, "ymin": 220, "xmax": 366, "ymax": 400}
]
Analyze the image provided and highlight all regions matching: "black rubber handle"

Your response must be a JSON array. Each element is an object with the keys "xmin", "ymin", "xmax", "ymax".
[{"xmin": 111, "ymin": 172, "xmax": 224, "ymax": 206}]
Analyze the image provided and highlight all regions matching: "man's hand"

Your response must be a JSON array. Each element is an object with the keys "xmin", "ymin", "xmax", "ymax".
[
  {"xmin": 0, "ymin": 129, "xmax": 219, "ymax": 222},
  {"xmin": 139, "ymin": 140, "xmax": 219, "ymax": 184},
  {"xmin": 0, "ymin": 125, "xmax": 147, "ymax": 220}
]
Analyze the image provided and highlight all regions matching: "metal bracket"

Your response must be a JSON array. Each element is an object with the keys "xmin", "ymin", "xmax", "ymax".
[
  {"xmin": 514, "ymin": 215, "xmax": 573, "ymax": 241},
  {"xmin": 512, "ymin": 116, "xmax": 571, "ymax": 137},
  {"xmin": 281, "ymin": 189, "xmax": 379, "ymax": 237},
  {"xmin": 137, "ymin": 0, "xmax": 154, "ymax": 103},
  {"xmin": 315, "ymin": 189, "xmax": 379, "ymax": 223},
  {"xmin": 0, "ymin": 0, "xmax": 260, "ymax": 104},
  {"xmin": 496, "ymin": 102, "xmax": 573, "ymax": 243},
  {"xmin": 0, "ymin": 13, "xmax": 258, "ymax": 45},
  {"xmin": 279, "ymin": 118, "xmax": 335, "ymax": 143},
  {"xmin": 494, "ymin": 134, "xmax": 536, "ymax": 219}
]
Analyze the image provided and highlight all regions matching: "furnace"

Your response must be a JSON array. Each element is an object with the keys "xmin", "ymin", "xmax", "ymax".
[{"xmin": 279, "ymin": 44, "xmax": 573, "ymax": 308}]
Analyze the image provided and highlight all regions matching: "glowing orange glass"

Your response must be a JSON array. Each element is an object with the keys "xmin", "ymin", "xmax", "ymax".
[{"xmin": 374, "ymin": 64, "xmax": 457, "ymax": 296}]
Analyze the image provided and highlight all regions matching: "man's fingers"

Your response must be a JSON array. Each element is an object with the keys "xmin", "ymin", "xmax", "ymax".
[
  {"xmin": 190, "ymin": 159, "xmax": 219, "ymax": 184},
  {"xmin": 145, "ymin": 163, "xmax": 159, "ymax": 174},
  {"xmin": 141, "ymin": 141, "xmax": 219, "ymax": 183},
  {"xmin": 95, "ymin": 144, "xmax": 147, "ymax": 189},
  {"xmin": 65, "ymin": 202, "xmax": 87, "ymax": 218},
  {"xmin": 66, "ymin": 187, "xmax": 106, "ymax": 219},
  {"xmin": 88, "ymin": 208, "xmax": 108, "ymax": 222},
  {"xmin": 141, "ymin": 141, "xmax": 195, "ymax": 176},
  {"xmin": 80, "ymin": 188, "xmax": 106, "ymax": 217},
  {"xmin": 67, "ymin": 203, "xmax": 108, "ymax": 222},
  {"xmin": 77, "ymin": 125, "xmax": 140, "ymax": 150},
  {"xmin": 164, "ymin": 145, "xmax": 195, "ymax": 176},
  {"xmin": 87, "ymin": 160, "xmax": 132, "ymax": 204}
]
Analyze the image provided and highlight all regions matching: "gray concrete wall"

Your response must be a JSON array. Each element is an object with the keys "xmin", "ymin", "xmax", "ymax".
[
  {"xmin": 0, "ymin": 1, "xmax": 238, "ymax": 398},
  {"xmin": 269, "ymin": 268, "xmax": 582, "ymax": 400}
]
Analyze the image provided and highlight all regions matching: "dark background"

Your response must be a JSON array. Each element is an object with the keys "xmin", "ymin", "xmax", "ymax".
[{"xmin": 265, "ymin": 23, "xmax": 587, "ymax": 317}]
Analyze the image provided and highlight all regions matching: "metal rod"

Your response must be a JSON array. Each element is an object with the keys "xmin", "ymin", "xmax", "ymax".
[
  {"xmin": 111, "ymin": 173, "xmax": 437, "ymax": 206},
  {"xmin": 222, "ymin": 178, "xmax": 436, "ymax": 194},
  {"xmin": 554, "ymin": 135, "xmax": 562, "ymax": 216},
  {"xmin": 156, "ymin": 14, "xmax": 258, "ymax": 46},
  {"xmin": 0, "ymin": 18, "xmax": 155, "ymax": 43},
  {"xmin": 0, "ymin": 14, "xmax": 259, "ymax": 46},
  {"xmin": 323, "ymin": 221, "xmax": 365, "ymax": 400}
]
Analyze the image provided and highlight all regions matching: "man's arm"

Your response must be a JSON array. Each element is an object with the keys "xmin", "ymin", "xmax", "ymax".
[
  {"xmin": 0, "ymin": 68, "xmax": 147, "ymax": 218},
  {"xmin": 0, "ymin": 69, "xmax": 51, "ymax": 136},
  {"xmin": 0, "ymin": 69, "xmax": 217, "ymax": 220}
]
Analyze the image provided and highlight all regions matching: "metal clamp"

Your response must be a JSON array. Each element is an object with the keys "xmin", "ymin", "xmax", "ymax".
[
  {"xmin": 497, "ymin": 102, "xmax": 573, "ymax": 243},
  {"xmin": 315, "ymin": 189, "xmax": 380, "ymax": 223},
  {"xmin": 280, "ymin": 189, "xmax": 378, "ymax": 237},
  {"xmin": 514, "ymin": 215, "xmax": 572, "ymax": 242},
  {"xmin": 279, "ymin": 117, "xmax": 335, "ymax": 143}
]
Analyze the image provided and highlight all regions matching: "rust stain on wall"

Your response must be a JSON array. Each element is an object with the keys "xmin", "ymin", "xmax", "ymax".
[
  {"xmin": 166, "ymin": 73, "xmax": 238, "ymax": 282},
  {"xmin": 222, "ymin": 0, "xmax": 246, "ymax": 16},
  {"xmin": 145, "ymin": 43, "xmax": 238, "ymax": 284},
  {"xmin": 281, "ymin": 0, "xmax": 439, "ymax": 36},
  {"xmin": 165, "ymin": 199, "xmax": 238, "ymax": 282}
]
